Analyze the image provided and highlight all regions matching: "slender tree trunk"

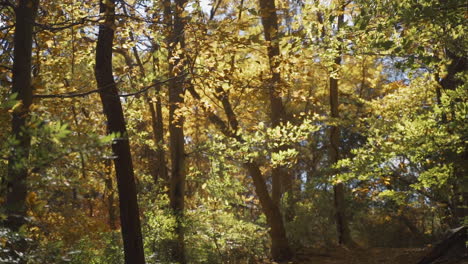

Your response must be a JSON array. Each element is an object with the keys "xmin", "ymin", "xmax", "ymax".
[
  {"xmin": 187, "ymin": 75, "xmax": 293, "ymax": 261},
  {"xmin": 329, "ymin": 9, "xmax": 354, "ymax": 247},
  {"xmin": 94, "ymin": 1, "xmax": 145, "ymax": 263},
  {"xmin": 150, "ymin": 84, "xmax": 168, "ymax": 183},
  {"xmin": 166, "ymin": 0, "xmax": 187, "ymax": 261},
  {"xmin": 3, "ymin": 1, "xmax": 39, "ymax": 262},
  {"xmin": 258, "ymin": 0, "xmax": 293, "ymax": 259},
  {"xmin": 184, "ymin": 1, "xmax": 292, "ymax": 259},
  {"xmin": 258, "ymin": 0, "xmax": 295, "ymax": 213},
  {"xmin": 122, "ymin": 3, "xmax": 167, "ymax": 185}
]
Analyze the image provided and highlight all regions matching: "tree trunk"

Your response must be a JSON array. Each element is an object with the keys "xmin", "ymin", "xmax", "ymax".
[
  {"xmin": 3, "ymin": 1, "xmax": 39, "ymax": 262},
  {"xmin": 187, "ymin": 78, "xmax": 293, "ymax": 262},
  {"xmin": 258, "ymin": 0, "xmax": 289, "ymax": 205},
  {"xmin": 329, "ymin": 9, "xmax": 354, "ymax": 246},
  {"xmin": 329, "ymin": 65, "xmax": 351, "ymax": 245},
  {"xmin": 151, "ymin": 84, "xmax": 168, "ymax": 184},
  {"xmin": 258, "ymin": 0, "xmax": 293, "ymax": 259},
  {"xmin": 5, "ymin": 0, "xmax": 38, "ymax": 230},
  {"xmin": 417, "ymin": 226, "xmax": 467, "ymax": 264},
  {"xmin": 122, "ymin": 2, "xmax": 167, "ymax": 186},
  {"xmin": 184, "ymin": 0, "xmax": 293, "ymax": 259},
  {"xmin": 166, "ymin": 0, "xmax": 188, "ymax": 262},
  {"xmin": 245, "ymin": 163, "xmax": 293, "ymax": 262},
  {"xmin": 94, "ymin": 1, "xmax": 145, "ymax": 263}
]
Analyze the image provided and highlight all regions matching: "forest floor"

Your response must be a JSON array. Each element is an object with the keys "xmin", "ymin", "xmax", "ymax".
[{"xmin": 289, "ymin": 246, "xmax": 465, "ymax": 264}]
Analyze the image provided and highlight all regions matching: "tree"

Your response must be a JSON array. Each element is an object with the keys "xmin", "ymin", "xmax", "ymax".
[
  {"xmin": 166, "ymin": 0, "xmax": 188, "ymax": 261},
  {"xmin": 2, "ymin": 0, "xmax": 39, "ymax": 262},
  {"xmin": 0, "ymin": 0, "xmax": 465, "ymax": 262},
  {"xmin": 94, "ymin": 0, "xmax": 145, "ymax": 263},
  {"xmin": 257, "ymin": 0, "xmax": 293, "ymax": 259},
  {"xmin": 328, "ymin": 1, "xmax": 354, "ymax": 247}
]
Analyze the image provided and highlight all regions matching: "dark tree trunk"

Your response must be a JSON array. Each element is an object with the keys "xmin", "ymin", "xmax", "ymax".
[
  {"xmin": 3, "ymin": 1, "xmax": 39, "ymax": 262},
  {"xmin": 5, "ymin": 0, "xmax": 38, "ymax": 232},
  {"xmin": 166, "ymin": 0, "xmax": 188, "ymax": 262},
  {"xmin": 184, "ymin": 0, "xmax": 292, "ymax": 259},
  {"xmin": 94, "ymin": 1, "xmax": 145, "ymax": 263},
  {"xmin": 329, "ymin": 9, "xmax": 354, "ymax": 246},
  {"xmin": 329, "ymin": 58, "xmax": 352, "ymax": 246}
]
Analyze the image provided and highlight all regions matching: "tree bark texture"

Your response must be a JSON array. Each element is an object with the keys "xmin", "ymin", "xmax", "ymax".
[{"xmin": 94, "ymin": 1, "xmax": 145, "ymax": 263}]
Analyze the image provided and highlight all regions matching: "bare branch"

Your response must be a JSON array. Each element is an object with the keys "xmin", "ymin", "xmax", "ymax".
[{"xmin": 34, "ymin": 74, "xmax": 186, "ymax": 99}]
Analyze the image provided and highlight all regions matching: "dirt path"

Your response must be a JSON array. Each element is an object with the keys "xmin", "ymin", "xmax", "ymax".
[{"xmin": 294, "ymin": 247, "xmax": 430, "ymax": 264}]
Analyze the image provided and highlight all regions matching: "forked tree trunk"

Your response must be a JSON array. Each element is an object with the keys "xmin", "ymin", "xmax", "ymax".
[
  {"xmin": 245, "ymin": 163, "xmax": 293, "ymax": 261},
  {"xmin": 184, "ymin": 0, "xmax": 293, "ymax": 259},
  {"xmin": 94, "ymin": 1, "xmax": 145, "ymax": 263}
]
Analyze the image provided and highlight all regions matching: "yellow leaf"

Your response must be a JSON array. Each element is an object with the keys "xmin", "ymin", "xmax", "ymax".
[{"xmin": 45, "ymin": 40, "xmax": 54, "ymax": 47}]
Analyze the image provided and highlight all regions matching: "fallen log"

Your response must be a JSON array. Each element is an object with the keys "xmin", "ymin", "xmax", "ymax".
[{"xmin": 417, "ymin": 226, "xmax": 467, "ymax": 264}]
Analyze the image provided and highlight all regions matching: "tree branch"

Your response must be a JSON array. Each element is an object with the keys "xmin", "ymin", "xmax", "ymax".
[{"xmin": 34, "ymin": 74, "xmax": 185, "ymax": 99}]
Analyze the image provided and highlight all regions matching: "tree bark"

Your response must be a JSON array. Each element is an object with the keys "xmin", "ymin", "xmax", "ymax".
[
  {"xmin": 94, "ymin": 1, "xmax": 145, "ymax": 263},
  {"xmin": 3, "ymin": 1, "xmax": 39, "ymax": 262},
  {"xmin": 166, "ymin": 0, "xmax": 188, "ymax": 262},
  {"xmin": 5, "ymin": 0, "xmax": 38, "ymax": 231},
  {"xmin": 258, "ymin": 0, "xmax": 293, "ymax": 259},
  {"xmin": 258, "ymin": 0, "xmax": 289, "ymax": 205},
  {"xmin": 245, "ymin": 163, "xmax": 293, "ymax": 262},
  {"xmin": 329, "ymin": 8, "xmax": 354, "ymax": 247},
  {"xmin": 417, "ymin": 226, "xmax": 467, "ymax": 264}
]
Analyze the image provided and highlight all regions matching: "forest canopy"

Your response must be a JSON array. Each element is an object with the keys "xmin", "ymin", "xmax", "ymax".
[{"xmin": 0, "ymin": 0, "xmax": 466, "ymax": 263}]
